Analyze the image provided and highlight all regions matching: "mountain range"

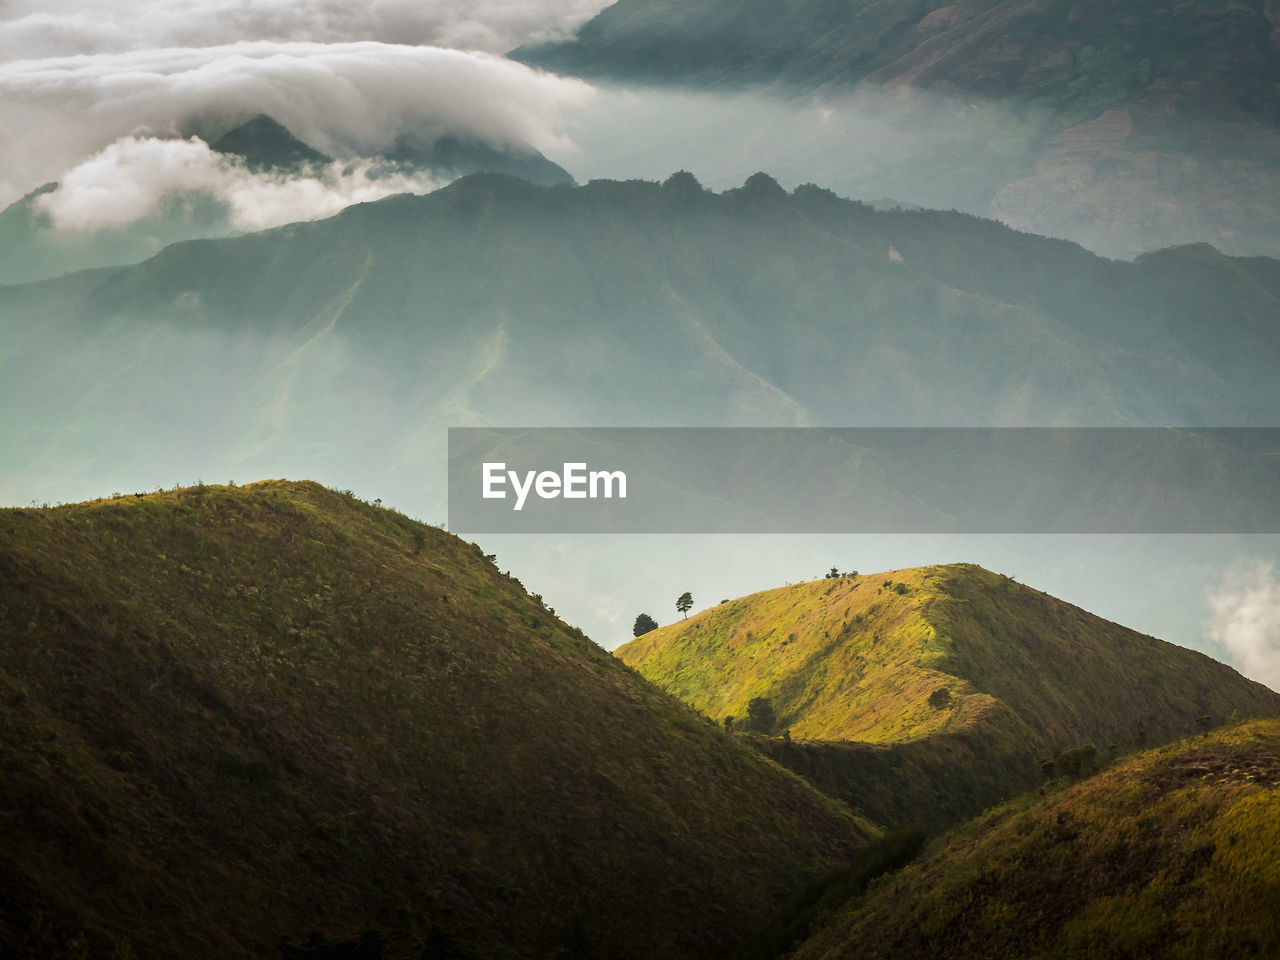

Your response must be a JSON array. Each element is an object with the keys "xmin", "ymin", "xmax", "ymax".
[
  {"xmin": 519, "ymin": 0, "xmax": 1280, "ymax": 258},
  {"xmin": 4, "ymin": 172, "xmax": 1280, "ymax": 514}
]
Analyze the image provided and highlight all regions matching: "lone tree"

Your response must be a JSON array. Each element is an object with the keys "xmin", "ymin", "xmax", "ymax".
[
  {"xmin": 745, "ymin": 697, "xmax": 776, "ymax": 734},
  {"xmin": 676, "ymin": 592, "xmax": 693, "ymax": 619},
  {"xmin": 633, "ymin": 613, "xmax": 659, "ymax": 637}
]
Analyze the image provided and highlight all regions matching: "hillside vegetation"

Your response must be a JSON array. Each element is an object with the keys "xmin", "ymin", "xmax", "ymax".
[
  {"xmin": 0, "ymin": 480, "xmax": 872, "ymax": 960},
  {"xmin": 618, "ymin": 564, "xmax": 1280, "ymax": 828},
  {"xmin": 792, "ymin": 719, "xmax": 1280, "ymax": 960}
]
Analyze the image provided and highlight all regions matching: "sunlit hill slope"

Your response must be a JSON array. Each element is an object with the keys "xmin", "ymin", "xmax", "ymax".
[{"xmin": 617, "ymin": 564, "xmax": 1280, "ymax": 828}]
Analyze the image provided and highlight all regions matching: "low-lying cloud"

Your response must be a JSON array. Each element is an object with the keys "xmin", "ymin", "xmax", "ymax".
[
  {"xmin": 0, "ymin": 41, "xmax": 595, "ymax": 208},
  {"xmin": 35, "ymin": 135, "xmax": 444, "ymax": 233},
  {"xmin": 1208, "ymin": 561, "xmax": 1280, "ymax": 692},
  {"xmin": 0, "ymin": 0, "xmax": 607, "ymax": 61}
]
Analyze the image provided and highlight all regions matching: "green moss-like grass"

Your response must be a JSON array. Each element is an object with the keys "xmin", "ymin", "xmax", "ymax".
[
  {"xmin": 793, "ymin": 719, "xmax": 1280, "ymax": 960},
  {"xmin": 617, "ymin": 564, "xmax": 1280, "ymax": 830},
  {"xmin": 0, "ymin": 480, "xmax": 873, "ymax": 960}
]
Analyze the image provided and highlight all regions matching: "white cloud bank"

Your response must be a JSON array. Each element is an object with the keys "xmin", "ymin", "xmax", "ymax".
[
  {"xmin": 0, "ymin": 0, "xmax": 607, "ymax": 61},
  {"xmin": 0, "ymin": 41, "xmax": 596, "ymax": 211},
  {"xmin": 34, "ymin": 135, "xmax": 446, "ymax": 232},
  {"xmin": 1208, "ymin": 561, "xmax": 1280, "ymax": 692}
]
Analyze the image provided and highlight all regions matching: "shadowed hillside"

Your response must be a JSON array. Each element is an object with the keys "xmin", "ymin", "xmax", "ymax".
[
  {"xmin": 0, "ymin": 480, "xmax": 872, "ymax": 960},
  {"xmin": 791, "ymin": 719, "xmax": 1280, "ymax": 960},
  {"xmin": 617, "ymin": 564, "xmax": 1280, "ymax": 828}
]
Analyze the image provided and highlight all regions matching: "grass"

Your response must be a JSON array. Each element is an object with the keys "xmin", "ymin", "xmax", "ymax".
[
  {"xmin": 617, "ymin": 564, "xmax": 1280, "ymax": 830},
  {"xmin": 793, "ymin": 719, "xmax": 1280, "ymax": 960},
  {"xmin": 0, "ymin": 480, "xmax": 874, "ymax": 960}
]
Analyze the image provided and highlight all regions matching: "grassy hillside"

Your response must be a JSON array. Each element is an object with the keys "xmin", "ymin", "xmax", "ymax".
[
  {"xmin": 792, "ymin": 719, "xmax": 1280, "ymax": 960},
  {"xmin": 0, "ymin": 480, "xmax": 873, "ymax": 960},
  {"xmin": 618, "ymin": 564, "xmax": 1280, "ymax": 828}
]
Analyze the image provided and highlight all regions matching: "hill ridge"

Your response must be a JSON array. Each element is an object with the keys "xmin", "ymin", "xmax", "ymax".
[
  {"xmin": 0, "ymin": 479, "xmax": 872, "ymax": 960},
  {"xmin": 617, "ymin": 562, "xmax": 1280, "ymax": 829}
]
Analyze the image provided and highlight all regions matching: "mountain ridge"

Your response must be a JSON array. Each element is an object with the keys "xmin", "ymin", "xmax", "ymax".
[
  {"xmin": 5, "ymin": 172, "xmax": 1280, "ymax": 513},
  {"xmin": 516, "ymin": 0, "xmax": 1280, "ymax": 258}
]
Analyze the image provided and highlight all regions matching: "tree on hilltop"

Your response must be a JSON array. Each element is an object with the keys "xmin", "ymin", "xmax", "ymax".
[
  {"xmin": 633, "ymin": 613, "xmax": 659, "ymax": 637},
  {"xmin": 676, "ymin": 592, "xmax": 693, "ymax": 619}
]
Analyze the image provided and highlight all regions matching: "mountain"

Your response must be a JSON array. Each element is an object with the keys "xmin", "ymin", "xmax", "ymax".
[
  {"xmin": 4, "ymin": 173, "xmax": 1280, "ymax": 511},
  {"xmin": 208, "ymin": 114, "xmax": 332, "ymax": 172},
  {"xmin": 0, "ymin": 115, "xmax": 574, "ymax": 286},
  {"xmin": 790, "ymin": 718, "xmax": 1280, "ymax": 960},
  {"xmin": 207, "ymin": 114, "xmax": 576, "ymax": 186},
  {"xmin": 615, "ymin": 564, "xmax": 1280, "ymax": 828},
  {"xmin": 517, "ymin": 0, "xmax": 1280, "ymax": 258},
  {"xmin": 519, "ymin": 0, "xmax": 1280, "ymax": 117},
  {"xmin": 0, "ymin": 480, "xmax": 872, "ymax": 959}
]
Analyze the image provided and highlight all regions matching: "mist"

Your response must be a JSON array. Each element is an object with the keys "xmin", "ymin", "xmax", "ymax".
[
  {"xmin": 1208, "ymin": 562, "xmax": 1280, "ymax": 692},
  {"xmin": 545, "ymin": 84, "xmax": 1045, "ymax": 215},
  {"xmin": 544, "ymin": 83, "xmax": 1280, "ymax": 260},
  {"xmin": 0, "ymin": 0, "xmax": 609, "ymax": 61},
  {"xmin": 34, "ymin": 135, "xmax": 446, "ymax": 233}
]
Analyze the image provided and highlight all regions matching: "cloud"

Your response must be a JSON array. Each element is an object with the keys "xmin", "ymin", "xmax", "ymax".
[
  {"xmin": 0, "ymin": 0, "xmax": 607, "ymax": 61},
  {"xmin": 0, "ymin": 41, "xmax": 595, "ymax": 207},
  {"xmin": 34, "ymin": 134, "xmax": 445, "ymax": 233},
  {"xmin": 1207, "ymin": 561, "xmax": 1280, "ymax": 692}
]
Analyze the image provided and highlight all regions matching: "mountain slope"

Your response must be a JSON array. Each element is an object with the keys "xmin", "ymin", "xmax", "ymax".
[
  {"xmin": 520, "ymin": 0, "xmax": 1280, "ymax": 120},
  {"xmin": 208, "ymin": 114, "xmax": 332, "ymax": 172},
  {"xmin": 518, "ymin": 0, "xmax": 1280, "ymax": 258},
  {"xmin": 0, "ymin": 480, "xmax": 871, "ymax": 960},
  {"xmin": 617, "ymin": 564, "xmax": 1280, "ymax": 827},
  {"xmin": 791, "ymin": 719, "xmax": 1280, "ymax": 960},
  {"xmin": 4, "ymin": 173, "xmax": 1280, "ymax": 511}
]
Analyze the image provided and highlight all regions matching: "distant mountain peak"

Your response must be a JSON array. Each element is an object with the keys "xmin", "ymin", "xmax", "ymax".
[{"xmin": 209, "ymin": 114, "xmax": 331, "ymax": 172}]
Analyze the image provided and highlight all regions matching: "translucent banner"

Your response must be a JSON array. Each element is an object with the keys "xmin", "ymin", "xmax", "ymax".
[{"xmin": 447, "ymin": 427, "xmax": 1280, "ymax": 534}]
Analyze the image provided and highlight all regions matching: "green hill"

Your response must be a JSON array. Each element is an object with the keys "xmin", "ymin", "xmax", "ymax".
[
  {"xmin": 617, "ymin": 564, "xmax": 1280, "ymax": 828},
  {"xmin": 790, "ymin": 718, "xmax": 1280, "ymax": 960},
  {"xmin": 0, "ymin": 480, "xmax": 873, "ymax": 960}
]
